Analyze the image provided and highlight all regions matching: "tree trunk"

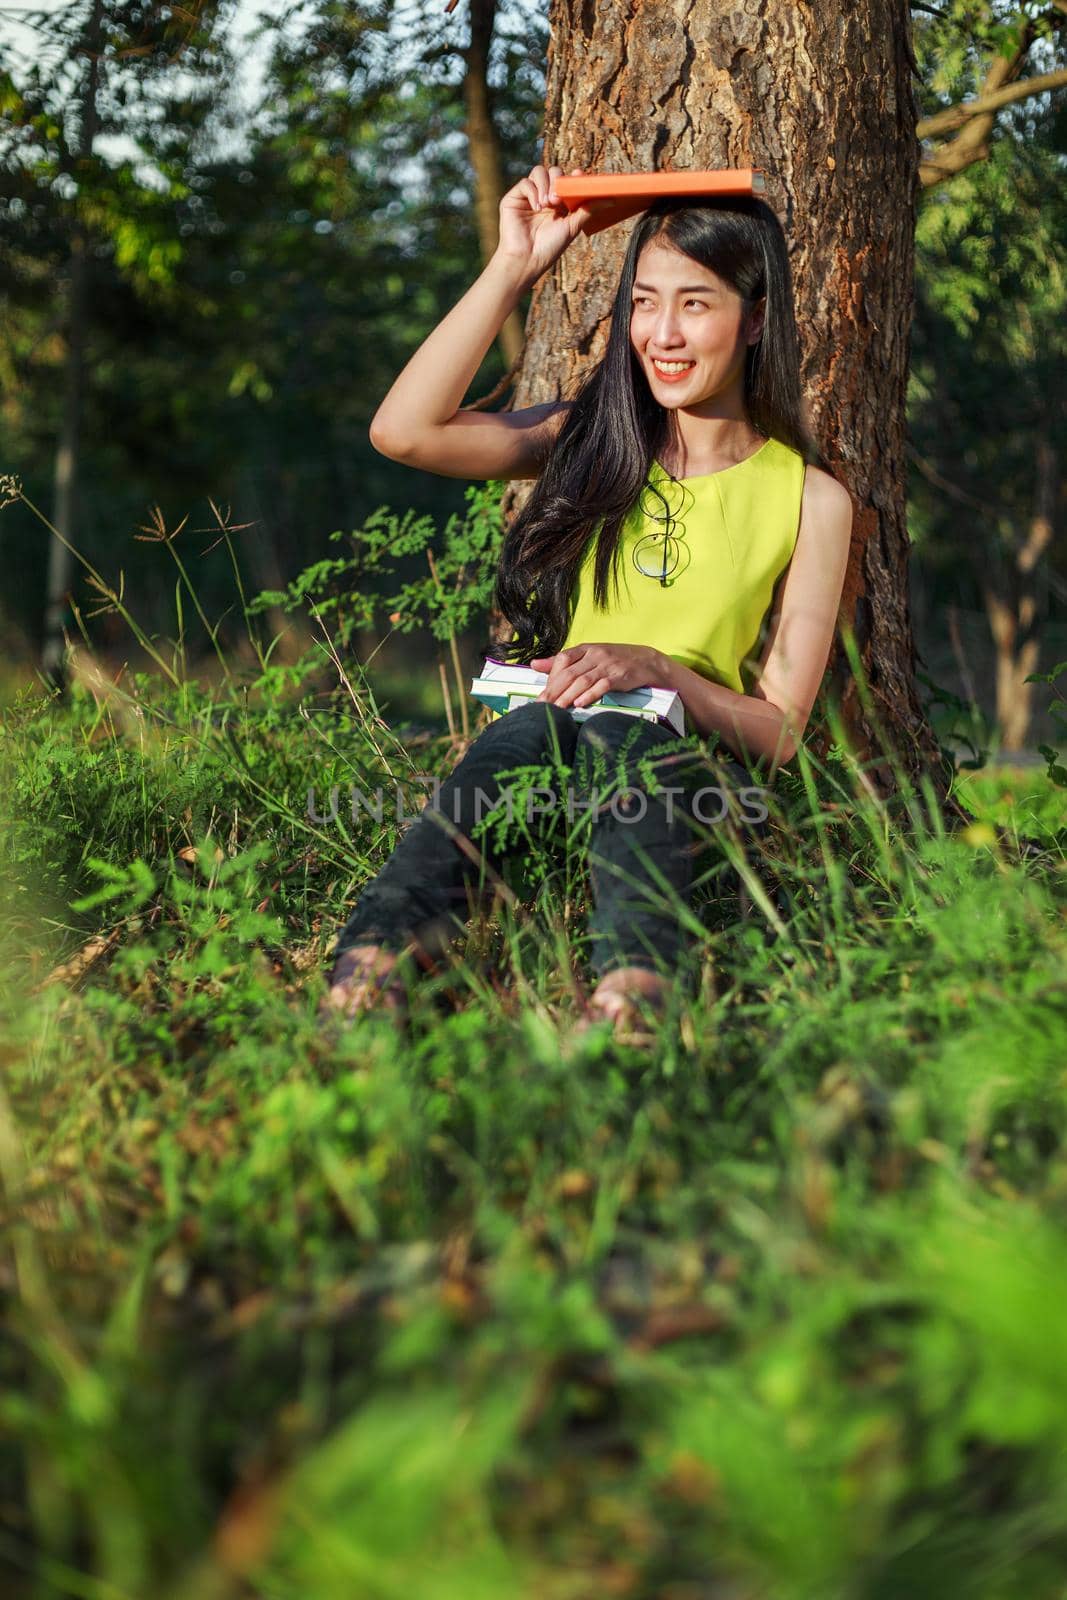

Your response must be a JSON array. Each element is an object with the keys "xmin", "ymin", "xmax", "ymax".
[
  {"xmin": 464, "ymin": 0, "xmax": 525, "ymax": 371},
  {"xmin": 983, "ymin": 431, "xmax": 1056, "ymax": 753},
  {"xmin": 507, "ymin": 0, "xmax": 955, "ymax": 803},
  {"xmin": 43, "ymin": 0, "xmax": 104, "ymax": 690}
]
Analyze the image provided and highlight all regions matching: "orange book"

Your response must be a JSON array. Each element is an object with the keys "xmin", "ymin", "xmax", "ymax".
[{"xmin": 554, "ymin": 169, "xmax": 767, "ymax": 235}]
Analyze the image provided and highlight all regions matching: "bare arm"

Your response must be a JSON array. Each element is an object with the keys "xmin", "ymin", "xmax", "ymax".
[
  {"xmin": 370, "ymin": 163, "xmax": 590, "ymax": 481},
  {"xmin": 540, "ymin": 643, "xmax": 805, "ymax": 771}
]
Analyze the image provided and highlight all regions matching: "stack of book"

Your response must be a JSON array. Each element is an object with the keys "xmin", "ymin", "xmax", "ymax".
[{"xmin": 470, "ymin": 657, "xmax": 686, "ymax": 736}]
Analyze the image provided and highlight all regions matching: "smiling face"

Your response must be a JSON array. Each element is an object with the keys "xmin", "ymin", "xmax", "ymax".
[{"xmin": 629, "ymin": 238, "xmax": 764, "ymax": 412}]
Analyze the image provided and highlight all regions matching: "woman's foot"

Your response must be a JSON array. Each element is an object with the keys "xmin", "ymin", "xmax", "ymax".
[
  {"xmin": 324, "ymin": 943, "xmax": 409, "ymax": 1020},
  {"xmin": 578, "ymin": 966, "xmax": 673, "ymax": 1044}
]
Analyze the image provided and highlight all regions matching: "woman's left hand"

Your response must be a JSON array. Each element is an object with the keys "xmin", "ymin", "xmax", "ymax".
[{"xmin": 529, "ymin": 643, "xmax": 665, "ymax": 709}]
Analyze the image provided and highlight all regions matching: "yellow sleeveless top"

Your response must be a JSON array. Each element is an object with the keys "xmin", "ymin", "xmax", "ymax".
[{"xmin": 489, "ymin": 435, "xmax": 806, "ymax": 730}]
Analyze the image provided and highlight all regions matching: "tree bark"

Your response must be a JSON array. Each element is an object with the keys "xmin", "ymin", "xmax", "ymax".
[
  {"xmin": 43, "ymin": 0, "xmax": 104, "ymax": 689},
  {"xmin": 463, "ymin": 0, "xmax": 525, "ymax": 370},
  {"xmin": 983, "ymin": 431, "xmax": 1056, "ymax": 753},
  {"xmin": 507, "ymin": 0, "xmax": 953, "ymax": 801}
]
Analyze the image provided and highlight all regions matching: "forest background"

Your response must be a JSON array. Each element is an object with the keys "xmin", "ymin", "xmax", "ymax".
[{"xmin": 1, "ymin": 0, "xmax": 1065, "ymax": 759}]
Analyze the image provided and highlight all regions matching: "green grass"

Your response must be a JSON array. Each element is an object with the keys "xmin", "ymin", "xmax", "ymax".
[
  {"xmin": 1, "ymin": 531, "xmax": 1066, "ymax": 1596},
  {"xmin": 952, "ymin": 762, "xmax": 1065, "ymax": 836}
]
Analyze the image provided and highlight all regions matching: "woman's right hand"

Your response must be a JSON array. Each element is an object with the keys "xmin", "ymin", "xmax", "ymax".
[{"xmin": 495, "ymin": 163, "xmax": 592, "ymax": 286}]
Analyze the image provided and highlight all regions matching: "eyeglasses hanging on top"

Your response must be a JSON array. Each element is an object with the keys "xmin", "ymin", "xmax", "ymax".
[{"xmin": 631, "ymin": 471, "xmax": 693, "ymax": 586}]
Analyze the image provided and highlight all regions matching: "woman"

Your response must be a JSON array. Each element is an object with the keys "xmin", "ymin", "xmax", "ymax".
[{"xmin": 325, "ymin": 160, "xmax": 853, "ymax": 1033}]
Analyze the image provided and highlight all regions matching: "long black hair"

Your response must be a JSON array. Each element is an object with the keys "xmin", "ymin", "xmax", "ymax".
[{"xmin": 490, "ymin": 196, "xmax": 826, "ymax": 666}]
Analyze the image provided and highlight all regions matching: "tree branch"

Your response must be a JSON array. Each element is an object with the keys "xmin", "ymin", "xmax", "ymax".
[
  {"xmin": 920, "ymin": 140, "xmax": 991, "ymax": 184},
  {"xmin": 907, "ymin": 444, "xmax": 994, "ymax": 516},
  {"xmin": 919, "ymin": 18, "xmax": 1033, "ymax": 187},
  {"xmin": 917, "ymin": 64, "xmax": 1067, "ymax": 139}
]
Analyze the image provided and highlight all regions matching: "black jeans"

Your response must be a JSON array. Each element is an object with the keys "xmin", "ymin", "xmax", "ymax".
[{"xmin": 330, "ymin": 700, "xmax": 771, "ymax": 985}]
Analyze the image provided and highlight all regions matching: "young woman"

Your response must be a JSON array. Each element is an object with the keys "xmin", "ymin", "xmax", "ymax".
[{"xmin": 325, "ymin": 161, "xmax": 853, "ymax": 1033}]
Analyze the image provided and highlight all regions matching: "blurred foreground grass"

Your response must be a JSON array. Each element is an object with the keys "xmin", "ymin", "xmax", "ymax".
[{"xmin": 0, "ymin": 637, "xmax": 1065, "ymax": 1600}]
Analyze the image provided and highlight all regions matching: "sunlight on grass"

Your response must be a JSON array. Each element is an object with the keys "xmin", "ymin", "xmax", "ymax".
[{"xmin": 1, "ymin": 500, "xmax": 1066, "ymax": 1598}]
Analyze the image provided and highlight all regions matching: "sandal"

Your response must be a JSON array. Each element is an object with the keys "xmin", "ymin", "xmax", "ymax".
[
  {"xmin": 574, "ymin": 967, "xmax": 673, "ymax": 1048},
  {"xmin": 321, "ymin": 943, "xmax": 411, "ymax": 1023}
]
